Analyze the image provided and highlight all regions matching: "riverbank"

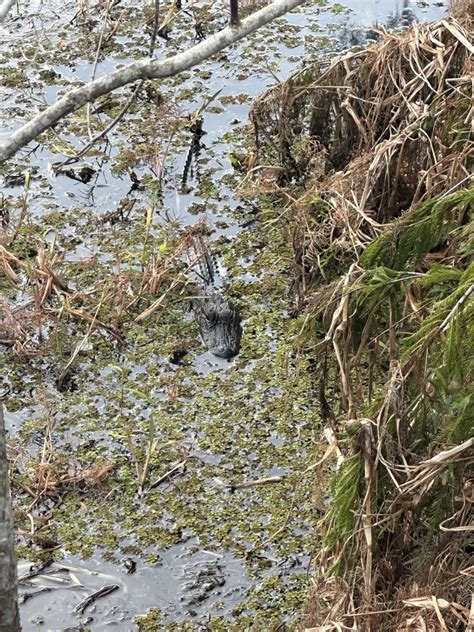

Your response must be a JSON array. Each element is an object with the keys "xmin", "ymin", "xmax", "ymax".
[{"xmin": 249, "ymin": 9, "xmax": 473, "ymax": 630}]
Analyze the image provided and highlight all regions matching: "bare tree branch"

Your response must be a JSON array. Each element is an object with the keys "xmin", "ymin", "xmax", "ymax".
[
  {"xmin": 55, "ymin": 0, "xmax": 162, "ymax": 169},
  {"xmin": 0, "ymin": 0, "xmax": 15, "ymax": 23},
  {"xmin": 0, "ymin": 0, "xmax": 304, "ymax": 163}
]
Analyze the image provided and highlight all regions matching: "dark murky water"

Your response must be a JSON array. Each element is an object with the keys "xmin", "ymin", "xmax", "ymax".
[
  {"xmin": 18, "ymin": 546, "xmax": 254, "ymax": 630},
  {"xmin": 1, "ymin": 0, "xmax": 448, "ymax": 629}
]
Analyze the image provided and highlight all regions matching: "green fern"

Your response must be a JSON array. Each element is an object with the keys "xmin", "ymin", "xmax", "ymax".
[
  {"xmin": 355, "ymin": 267, "xmax": 411, "ymax": 316},
  {"xmin": 324, "ymin": 453, "xmax": 363, "ymax": 572},
  {"xmin": 362, "ymin": 189, "xmax": 474, "ymax": 270},
  {"xmin": 419, "ymin": 262, "xmax": 463, "ymax": 287},
  {"xmin": 442, "ymin": 390, "xmax": 474, "ymax": 442},
  {"xmin": 402, "ymin": 261, "xmax": 474, "ymax": 360}
]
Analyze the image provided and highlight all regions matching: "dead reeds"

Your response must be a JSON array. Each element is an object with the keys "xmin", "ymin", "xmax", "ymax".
[
  {"xmin": 249, "ymin": 16, "xmax": 473, "ymax": 632},
  {"xmin": 251, "ymin": 16, "xmax": 472, "ymax": 289},
  {"xmin": 0, "ymin": 220, "xmax": 209, "ymax": 381}
]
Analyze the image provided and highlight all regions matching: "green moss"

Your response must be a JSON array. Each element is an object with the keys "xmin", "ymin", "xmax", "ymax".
[{"xmin": 0, "ymin": 66, "xmax": 29, "ymax": 88}]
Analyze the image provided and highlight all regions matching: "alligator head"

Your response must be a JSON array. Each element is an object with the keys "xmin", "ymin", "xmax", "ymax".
[{"xmin": 194, "ymin": 292, "xmax": 242, "ymax": 359}]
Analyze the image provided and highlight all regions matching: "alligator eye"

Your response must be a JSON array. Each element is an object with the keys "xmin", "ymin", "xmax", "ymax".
[{"xmin": 205, "ymin": 309, "xmax": 217, "ymax": 324}]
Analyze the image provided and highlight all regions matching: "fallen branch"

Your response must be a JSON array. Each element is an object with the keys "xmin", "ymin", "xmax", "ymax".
[
  {"xmin": 0, "ymin": 0, "xmax": 15, "ymax": 23},
  {"xmin": 0, "ymin": 0, "xmax": 305, "ymax": 162},
  {"xmin": 229, "ymin": 475, "xmax": 285, "ymax": 491},
  {"xmin": 74, "ymin": 584, "xmax": 119, "ymax": 614}
]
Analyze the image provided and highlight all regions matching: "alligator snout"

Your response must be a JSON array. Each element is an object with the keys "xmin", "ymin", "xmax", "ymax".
[{"xmin": 194, "ymin": 293, "xmax": 242, "ymax": 359}]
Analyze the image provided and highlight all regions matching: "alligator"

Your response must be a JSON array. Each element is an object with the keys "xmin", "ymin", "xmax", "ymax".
[{"xmin": 189, "ymin": 231, "xmax": 242, "ymax": 359}]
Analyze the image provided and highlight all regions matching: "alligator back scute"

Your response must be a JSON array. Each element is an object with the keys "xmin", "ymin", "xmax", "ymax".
[{"xmin": 188, "ymin": 230, "xmax": 243, "ymax": 359}]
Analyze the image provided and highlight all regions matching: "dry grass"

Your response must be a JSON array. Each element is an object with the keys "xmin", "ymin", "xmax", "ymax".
[
  {"xmin": 0, "ymin": 221, "xmax": 210, "ymax": 375},
  {"xmin": 8, "ymin": 434, "xmax": 115, "ymax": 553},
  {"xmin": 249, "ymin": 16, "xmax": 473, "ymax": 632},
  {"xmin": 251, "ymin": 18, "xmax": 471, "ymax": 296}
]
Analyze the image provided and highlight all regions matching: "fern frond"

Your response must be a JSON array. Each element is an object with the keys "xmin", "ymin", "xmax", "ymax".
[
  {"xmin": 356, "ymin": 267, "xmax": 411, "ymax": 316},
  {"xmin": 324, "ymin": 454, "xmax": 363, "ymax": 561},
  {"xmin": 402, "ymin": 261, "xmax": 474, "ymax": 361},
  {"xmin": 419, "ymin": 263, "xmax": 463, "ymax": 287},
  {"xmin": 362, "ymin": 189, "xmax": 474, "ymax": 270}
]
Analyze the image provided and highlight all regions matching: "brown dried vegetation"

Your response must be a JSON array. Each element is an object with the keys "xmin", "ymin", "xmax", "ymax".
[
  {"xmin": 0, "ymin": 222, "xmax": 212, "ymax": 387},
  {"xmin": 250, "ymin": 14, "xmax": 473, "ymax": 632}
]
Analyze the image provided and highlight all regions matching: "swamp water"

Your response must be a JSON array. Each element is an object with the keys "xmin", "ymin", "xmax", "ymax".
[{"xmin": 0, "ymin": 0, "xmax": 448, "ymax": 629}]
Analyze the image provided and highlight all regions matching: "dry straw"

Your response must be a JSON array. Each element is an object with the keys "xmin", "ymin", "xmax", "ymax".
[{"xmin": 249, "ymin": 13, "xmax": 472, "ymax": 632}]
